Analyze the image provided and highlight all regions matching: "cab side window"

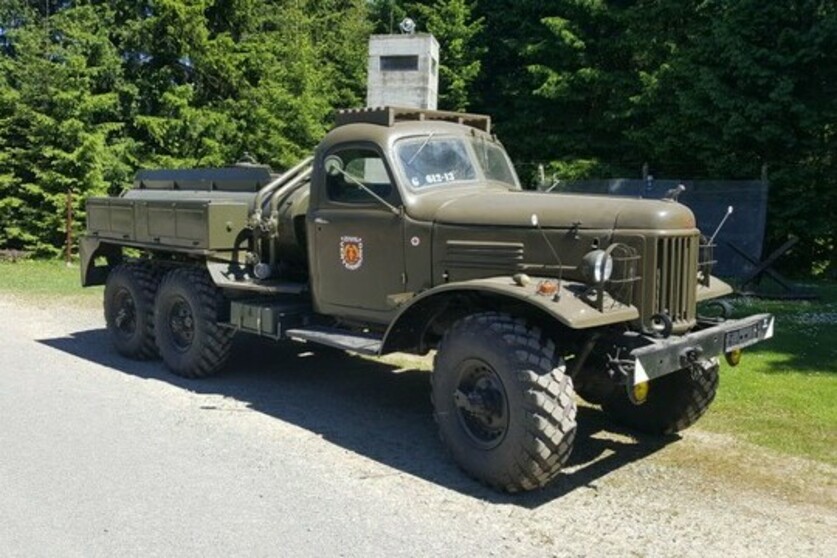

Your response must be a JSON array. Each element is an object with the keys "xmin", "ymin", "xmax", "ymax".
[{"xmin": 326, "ymin": 148, "xmax": 394, "ymax": 205}]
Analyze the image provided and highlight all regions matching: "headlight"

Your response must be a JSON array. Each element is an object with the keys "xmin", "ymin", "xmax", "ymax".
[{"xmin": 581, "ymin": 249, "xmax": 614, "ymax": 284}]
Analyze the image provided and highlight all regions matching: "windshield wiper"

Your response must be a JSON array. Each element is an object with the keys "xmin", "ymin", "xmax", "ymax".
[{"xmin": 407, "ymin": 131, "xmax": 435, "ymax": 165}]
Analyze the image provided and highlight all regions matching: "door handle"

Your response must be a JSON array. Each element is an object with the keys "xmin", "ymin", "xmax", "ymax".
[{"xmin": 314, "ymin": 217, "xmax": 330, "ymax": 225}]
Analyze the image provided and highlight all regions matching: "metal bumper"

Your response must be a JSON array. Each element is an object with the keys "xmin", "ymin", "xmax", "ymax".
[{"xmin": 631, "ymin": 313, "xmax": 774, "ymax": 385}]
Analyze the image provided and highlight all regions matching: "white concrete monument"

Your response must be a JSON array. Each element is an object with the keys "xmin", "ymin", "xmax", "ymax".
[{"xmin": 366, "ymin": 31, "xmax": 439, "ymax": 110}]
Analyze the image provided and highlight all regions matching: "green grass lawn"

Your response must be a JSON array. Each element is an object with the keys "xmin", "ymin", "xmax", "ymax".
[
  {"xmin": 0, "ymin": 259, "xmax": 103, "ymax": 305},
  {"xmin": 700, "ymin": 284, "xmax": 837, "ymax": 465},
  {"xmin": 1, "ymin": 259, "xmax": 834, "ymax": 465}
]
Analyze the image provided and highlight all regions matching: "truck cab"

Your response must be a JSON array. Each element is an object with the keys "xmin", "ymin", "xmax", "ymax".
[{"xmin": 308, "ymin": 110, "xmax": 515, "ymax": 323}]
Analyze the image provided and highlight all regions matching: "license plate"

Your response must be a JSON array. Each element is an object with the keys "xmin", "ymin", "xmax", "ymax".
[{"xmin": 724, "ymin": 323, "xmax": 762, "ymax": 351}]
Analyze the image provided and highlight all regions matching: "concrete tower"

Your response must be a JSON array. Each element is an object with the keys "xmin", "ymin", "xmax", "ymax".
[{"xmin": 366, "ymin": 33, "xmax": 439, "ymax": 110}]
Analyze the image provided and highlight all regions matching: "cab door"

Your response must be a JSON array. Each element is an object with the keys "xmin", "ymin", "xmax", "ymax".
[{"xmin": 309, "ymin": 145, "xmax": 406, "ymax": 324}]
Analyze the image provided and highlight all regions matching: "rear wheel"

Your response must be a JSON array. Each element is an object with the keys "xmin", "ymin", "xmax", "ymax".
[
  {"xmin": 432, "ymin": 312, "xmax": 577, "ymax": 492},
  {"xmin": 602, "ymin": 360, "xmax": 719, "ymax": 435},
  {"xmin": 154, "ymin": 267, "xmax": 232, "ymax": 378},
  {"xmin": 104, "ymin": 263, "xmax": 160, "ymax": 359}
]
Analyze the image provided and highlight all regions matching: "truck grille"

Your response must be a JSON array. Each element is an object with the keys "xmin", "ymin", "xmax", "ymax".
[{"xmin": 654, "ymin": 235, "xmax": 698, "ymax": 328}]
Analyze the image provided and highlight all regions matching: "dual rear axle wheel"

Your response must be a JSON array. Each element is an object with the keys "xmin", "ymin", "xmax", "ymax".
[{"xmin": 104, "ymin": 263, "xmax": 232, "ymax": 378}]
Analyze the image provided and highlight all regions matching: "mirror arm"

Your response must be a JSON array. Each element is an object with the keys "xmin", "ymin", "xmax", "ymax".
[{"xmin": 334, "ymin": 167, "xmax": 401, "ymax": 216}]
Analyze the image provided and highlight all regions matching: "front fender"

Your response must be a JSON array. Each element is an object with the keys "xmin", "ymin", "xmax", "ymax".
[
  {"xmin": 696, "ymin": 276, "xmax": 734, "ymax": 302},
  {"xmin": 381, "ymin": 276, "xmax": 639, "ymax": 353}
]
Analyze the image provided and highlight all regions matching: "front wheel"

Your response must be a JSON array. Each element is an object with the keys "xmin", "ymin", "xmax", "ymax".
[
  {"xmin": 432, "ymin": 312, "xmax": 577, "ymax": 492},
  {"xmin": 154, "ymin": 267, "xmax": 233, "ymax": 378},
  {"xmin": 602, "ymin": 360, "xmax": 719, "ymax": 435}
]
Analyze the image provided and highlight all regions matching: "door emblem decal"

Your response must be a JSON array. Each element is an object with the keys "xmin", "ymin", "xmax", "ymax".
[{"xmin": 340, "ymin": 236, "xmax": 364, "ymax": 270}]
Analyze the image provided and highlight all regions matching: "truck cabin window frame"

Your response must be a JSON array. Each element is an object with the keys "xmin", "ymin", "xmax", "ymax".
[{"xmin": 324, "ymin": 147, "xmax": 399, "ymax": 207}]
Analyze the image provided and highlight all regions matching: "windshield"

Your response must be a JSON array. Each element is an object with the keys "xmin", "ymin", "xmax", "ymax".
[
  {"xmin": 471, "ymin": 137, "xmax": 517, "ymax": 186},
  {"xmin": 396, "ymin": 137, "xmax": 477, "ymax": 188},
  {"xmin": 395, "ymin": 135, "xmax": 518, "ymax": 190}
]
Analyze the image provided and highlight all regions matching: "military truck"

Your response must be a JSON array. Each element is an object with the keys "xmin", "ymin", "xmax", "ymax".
[{"xmin": 80, "ymin": 106, "xmax": 773, "ymax": 492}]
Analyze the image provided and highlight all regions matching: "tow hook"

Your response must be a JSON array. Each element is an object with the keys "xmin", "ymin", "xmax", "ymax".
[{"xmin": 681, "ymin": 348, "xmax": 707, "ymax": 380}]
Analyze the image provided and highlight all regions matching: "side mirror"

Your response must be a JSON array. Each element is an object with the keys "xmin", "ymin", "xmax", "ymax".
[{"xmin": 324, "ymin": 155, "xmax": 344, "ymax": 176}]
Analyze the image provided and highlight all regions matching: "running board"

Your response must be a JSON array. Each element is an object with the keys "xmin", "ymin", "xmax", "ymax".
[{"xmin": 284, "ymin": 326, "xmax": 382, "ymax": 355}]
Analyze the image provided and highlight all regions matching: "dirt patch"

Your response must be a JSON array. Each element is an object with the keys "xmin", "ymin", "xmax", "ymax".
[{"xmin": 655, "ymin": 428, "xmax": 836, "ymax": 508}]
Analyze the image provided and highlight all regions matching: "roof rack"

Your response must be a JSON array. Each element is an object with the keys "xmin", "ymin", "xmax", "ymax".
[{"xmin": 334, "ymin": 106, "xmax": 491, "ymax": 134}]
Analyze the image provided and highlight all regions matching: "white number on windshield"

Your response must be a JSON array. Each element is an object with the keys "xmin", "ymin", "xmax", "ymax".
[{"xmin": 425, "ymin": 172, "xmax": 456, "ymax": 184}]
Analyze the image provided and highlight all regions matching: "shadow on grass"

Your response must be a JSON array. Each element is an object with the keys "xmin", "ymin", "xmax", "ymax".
[
  {"xmin": 724, "ymin": 288, "xmax": 837, "ymax": 375},
  {"xmin": 40, "ymin": 328, "xmax": 677, "ymax": 508},
  {"xmin": 743, "ymin": 326, "xmax": 837, "ymax": 375}
]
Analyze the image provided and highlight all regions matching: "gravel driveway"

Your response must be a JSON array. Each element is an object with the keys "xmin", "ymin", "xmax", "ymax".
[{"xmin": 0, "ymin": 295, "xmax": 834, "ymax": 557}]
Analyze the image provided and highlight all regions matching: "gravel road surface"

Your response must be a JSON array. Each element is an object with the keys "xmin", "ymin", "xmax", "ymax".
[{"xmin": 0, "ymin": 295, "xmax": 834, "ymax": 557}]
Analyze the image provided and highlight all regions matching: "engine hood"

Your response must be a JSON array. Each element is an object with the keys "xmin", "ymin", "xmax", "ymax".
[{"xmin": 424, "ymin": 190, "xmax": 696, "ymax": 231}]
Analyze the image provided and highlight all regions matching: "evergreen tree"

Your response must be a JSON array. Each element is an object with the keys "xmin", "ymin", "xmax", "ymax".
[
  {"xmin": 0, "ymin": 1, "xmax": 131, "ymax": 254},
  {"xmin": 368, "ymin": 0, "xmax": 408, "ymax": 34},
  {"xmin": 626, "ymin": 0, "xmax": 837, "ymax": 272},
  {"xmin": 524, "ymin": 1, "xmax": 637, "ymax": 178},
  {"xmin": 470, "ymin": 0, "xmax": 557, "ymax": 178},
  {"xmin": 311, "ymin": 0, "xmax": 371, "ymax": 109},
  {"xmin": 409, "ymin": 0, "xmax": 484, "ymax": 111}
]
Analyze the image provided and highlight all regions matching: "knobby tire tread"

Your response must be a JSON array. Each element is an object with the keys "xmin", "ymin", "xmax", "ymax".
[
  {"xmin": 105, "ymin": 262, "xmax": 161, "ymax": 360},
  {"xmin": 602, "ymin": 363, "xmax": 719, "ymax": 435},
  {"xmin": 156, "ymin": 267, "xmax": 233, "ymax": 379},
  {"xmin": 432, "ymin": 312, "xmax": 577, "ymax": 493}
]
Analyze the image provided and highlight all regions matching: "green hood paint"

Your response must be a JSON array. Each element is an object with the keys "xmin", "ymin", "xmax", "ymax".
[{"xmin": 427, "ymin": 190, "xmax": 696, "ymax": 231}]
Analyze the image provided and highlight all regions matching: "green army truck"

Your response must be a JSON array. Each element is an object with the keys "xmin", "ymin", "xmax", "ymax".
[{"xmin": 80, "ymin": 106, "xmax": 774, "ymax": 492}]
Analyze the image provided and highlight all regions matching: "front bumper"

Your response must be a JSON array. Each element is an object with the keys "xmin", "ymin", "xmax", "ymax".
[{"xmin": 630, "ymin": 313, "xmax": 774, "ymax": 385}]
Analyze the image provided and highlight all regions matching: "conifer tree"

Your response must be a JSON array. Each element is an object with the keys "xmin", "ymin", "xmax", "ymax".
[
  {"xmin": 409, "ymin": 0, "xmax": 484, "ymax": 111},
  {"xmin": 0, "ymin": 2, "xmax": 131, "ymax": 254}
]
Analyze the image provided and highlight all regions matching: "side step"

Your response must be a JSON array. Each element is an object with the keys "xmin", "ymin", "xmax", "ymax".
[{"xmin": 285, "ymin": 326, "xmax": 383, "ymax": 356}]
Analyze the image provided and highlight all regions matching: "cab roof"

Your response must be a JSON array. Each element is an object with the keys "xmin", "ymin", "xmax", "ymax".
[
  {"xmin": 323, "ymin": 107, "xmax": 496, "ymax": 155},
  {"xmin": 334, "ymin": 106, "xmax": 491, "ymax": 134}
]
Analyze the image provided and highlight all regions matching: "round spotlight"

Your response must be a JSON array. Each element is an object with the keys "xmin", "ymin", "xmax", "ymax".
[{"xmin": 581, "ymin": 249, "xmax": 614, "ymax": 284}]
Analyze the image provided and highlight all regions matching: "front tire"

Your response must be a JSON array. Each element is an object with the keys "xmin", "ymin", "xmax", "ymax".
[
  {"xmin": 104, "ymin": 262, "xmax": 160, "ymax": 359},
  {"xmin": 602, "ymin": 360, "xmax": 719, "ymax": 435},
  {"xmin": 432, "ymin": 312, "xmax": 577, "ymax": 492},
  {"xmin": 154, "ymin": 267, "xmax": 233, "ymax": 378}
]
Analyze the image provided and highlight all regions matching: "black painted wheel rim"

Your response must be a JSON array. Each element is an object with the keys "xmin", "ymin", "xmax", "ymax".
[
  {"xmin": 168, "ymin": 296, "xmax": 195, "ymax": 351},
  {"xmin": 453, "ymin": 359, "xmax": 509, "ymax": 449},
  {"xmin": 113, "ymin": 288, "xmax": 137, "ymax": 338}
]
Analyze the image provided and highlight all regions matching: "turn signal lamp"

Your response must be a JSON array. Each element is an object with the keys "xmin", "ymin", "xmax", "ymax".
[{"xmin": 536, "ymin": 280, "xmax": 559, "ymax": 297}]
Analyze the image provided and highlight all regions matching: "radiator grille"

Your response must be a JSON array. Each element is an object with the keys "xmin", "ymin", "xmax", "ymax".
[{"xmin": 654, "ymin": 235, "xmax": 698, "ymax": 326}]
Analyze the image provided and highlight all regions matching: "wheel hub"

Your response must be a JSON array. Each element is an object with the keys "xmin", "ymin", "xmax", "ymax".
[
  {"xmin": 113, "ymin": 288, "xmax": 136, "ymax": 337},
  {"xmin": 168, "ymin": 298, "xmax": 195, "ymax": 350},
  {"xmin": 453, "ymin": 359, "xmax": 509, "ymax": 449}
]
